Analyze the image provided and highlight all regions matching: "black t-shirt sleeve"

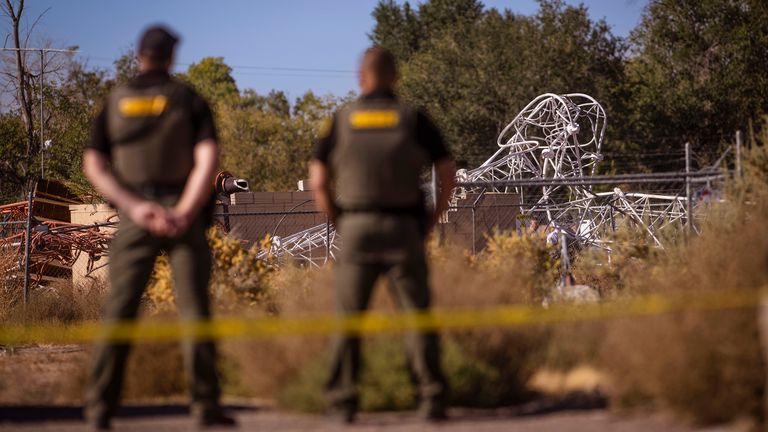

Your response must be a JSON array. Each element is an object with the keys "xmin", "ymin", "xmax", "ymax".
[
  {"xmin": 415, "ymin": 110, "xmax": 450, "ymax": 163},
  {"xmin": 313, "ymin": 113, "xmax": 338, "ymax": 163},
  {"xmin": 190, "ymin": 92, "xmax": 217, "ymax": 143},
  {"xmin": 87, "ymin": 105, "xmax": 111, "ymax": 156}
]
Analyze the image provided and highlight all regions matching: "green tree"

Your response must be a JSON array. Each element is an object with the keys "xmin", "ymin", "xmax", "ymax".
[
  {"xmin": 40, "ymin": 62, "xmax": 110, "ymax": 194},
  {"xmin": 241, "ymin": 89, "xmax": 291, "ymax": 116},
  {"xmin": 0, "ymin": 114, "xmax": 27, "ymax": 201},
  {"xmin": 181, "ymin": 57, "xmax": 239, "ymax": 104},
  {"xmin": 217, "ymin": 90, "xmax": 351, "ymax": 191},
  {"xmin": 112, "ymin": 50, "xmax": 139, "ymax": 85},
  {"xmin": 625, "ymin": 0, "xmax": 768, "ymax": 156},
  {"xmin": 370, "ymin": 0, "xmax": 423, "ymax": 61},
  {"xmin": 373, "ymin": 0, "xmax": 626, "ymax": 166}
]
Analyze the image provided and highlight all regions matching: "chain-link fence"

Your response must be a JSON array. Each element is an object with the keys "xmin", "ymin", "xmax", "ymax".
[
  {"xmin": 0, "ymin": 164, "xmax": 731, "ymax": 304},
  {"xmin": 220, "ymin": 168, "xmax": 727, "ymax": 269},
  {"xmin": 0, "ymin": 187, "xmax": 115, "ymax": 306}
]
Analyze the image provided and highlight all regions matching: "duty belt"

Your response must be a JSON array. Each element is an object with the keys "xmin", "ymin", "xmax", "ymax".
[{"xmin": 131, "ymin": 184, "xmax": 185, "ymax": 199}]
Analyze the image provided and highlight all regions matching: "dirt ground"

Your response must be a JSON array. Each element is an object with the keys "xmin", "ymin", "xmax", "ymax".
[
  {"xmin": 0, "ymin": 345, "xmax": 750, "ymax": 432},
  {"xmin": 0, "ymin": 405, "xmax": 748, "ymax": 432}
]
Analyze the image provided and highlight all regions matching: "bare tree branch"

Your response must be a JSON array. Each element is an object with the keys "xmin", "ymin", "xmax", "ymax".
[{"xmin": 2, "ymin": 0, "xmax": 36, "ymax": 188}]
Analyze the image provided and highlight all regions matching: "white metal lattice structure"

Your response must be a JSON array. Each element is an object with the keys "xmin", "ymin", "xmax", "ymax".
[
  {"xmin": 456, "ymin": 93, "xmax": 605, "ymax": 197},
  {"xmin": 261, "ymin": 93, "xmax": 694, "ymax": 262},
  {"xmin": 549, "ymin": 189, "xmax": 689, "ymax": 248},
  {"xmin": 257, "ymin": 223, "xmax": 340, "ymax": 267}
]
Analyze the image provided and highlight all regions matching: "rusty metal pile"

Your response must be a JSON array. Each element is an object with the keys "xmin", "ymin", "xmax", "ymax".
[{"xmin": 0, "ymin": 197, "xmax": 114, "ymax": 286}]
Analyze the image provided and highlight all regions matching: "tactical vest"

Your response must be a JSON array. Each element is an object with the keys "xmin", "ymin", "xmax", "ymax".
[
  {"xmin": 106, "ymin": 80, "xmax": 195, "ymax": 187},
  {"xmin": 331, "ymin": 98, "xmax": 428, "ymax": 209}
]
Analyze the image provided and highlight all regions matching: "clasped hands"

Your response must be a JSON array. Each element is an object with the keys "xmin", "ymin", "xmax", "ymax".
[{"xmin": 127, "ymin": 200, "xmax": 193, "ymax": 238}]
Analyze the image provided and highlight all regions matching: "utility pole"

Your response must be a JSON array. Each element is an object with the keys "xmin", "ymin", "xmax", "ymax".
[
  {"xmin": 0, "ymin": 47, "xmax": 78, "ymax": 180},
  {"xmin": 39, "ymin": 49, "xmax": 44, "ymax": 179}
]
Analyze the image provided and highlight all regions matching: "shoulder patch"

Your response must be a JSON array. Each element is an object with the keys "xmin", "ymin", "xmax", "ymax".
[
  {"xmin": 118, "ymin": 95, "xmax": 168, "ymax": 117},
  {"xmin": 349, "ymin": 110, "xmax": 400, "ymax": 129}
]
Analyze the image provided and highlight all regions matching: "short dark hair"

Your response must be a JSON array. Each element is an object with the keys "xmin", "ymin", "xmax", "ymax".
[
  {"xmin": 138, "ymin": 25, "xmax": 179, "ymax": 63},
  {"xmin": 362, "ymin": 46, "xmax": 398, "ymax": 83}
]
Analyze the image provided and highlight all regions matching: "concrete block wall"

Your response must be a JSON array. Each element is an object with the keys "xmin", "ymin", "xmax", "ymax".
[
  {"xmin": 221, "ymin": 192, "xmax": 328, "ymax": 247},
  {"xmin": 69, "ymin": 203, "xmax": 117, "ymax": 286}
]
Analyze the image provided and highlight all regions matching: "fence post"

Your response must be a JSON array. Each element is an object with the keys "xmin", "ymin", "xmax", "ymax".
[
  {"xmin": 431, "ymin": 165, "xmax": 438, "ymax": 209},
  {"xmin": 471, "ymin": 206, "xmax": 476, "ymax": 256},
  {"xmin": 470, "ymin": 191, "xmax": 485, "ymax": 255},
  {"xmin": 22, "ymin": 188, "xmax": 34, "ymax": 305},
  {"xmin": 685, "ymin": 142, "xmax": 694, "ymax": 235},
  {"xmin": 559, "ymin": 229, "xmax": 570, "ymax": 292},
  {"xmin": 735, "ymin": 130, "xmax": 743, "ymax": 178}
]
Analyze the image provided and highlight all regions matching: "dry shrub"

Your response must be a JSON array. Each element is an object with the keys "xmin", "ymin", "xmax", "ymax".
[
  {"xmin": 255, "ymin": 233, "xmax": 560, "ymax": 412},
  {"xmin": 145, "ymin": 228, "xmax": 277, "ymax": 314},
  {"xmin": 431, "ymin": 233, "xmax": 557, "ymax": 404},
  {"xmin": 599, "ymin": 150, "xmax": 768, "ymax": 425},
  {"xmin": 432, "ymin": 232, "xmax": 558, "ymax": 307},
  {"xmin": 571, "ymin": 222, "xmax": 660, "ymax": 298},
  {"xmin": 602, "ymin": 311, "xmax": 763, "ymax": 424},
  {"xmin": 0, "ymin": 250, "xmax": 25, "ymax": 321},
  {"xmin": 2, "ymin": 280, "xmax": 104, "ymax": 326},
  {"xmin": 219, "ymin": 264, "xmax": 334, "ymax": 401}
]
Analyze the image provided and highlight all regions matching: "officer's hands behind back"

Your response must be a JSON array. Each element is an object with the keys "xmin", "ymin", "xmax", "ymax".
[{"xmin": 128, "ymin": 201, "xmax": 184, "ymax": 238}]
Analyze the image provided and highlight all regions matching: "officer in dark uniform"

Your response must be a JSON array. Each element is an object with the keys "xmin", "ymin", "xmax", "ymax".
[
  {"xmin": 82, "ymin": 25, "xmax": 235, "ymax": 430},
  {"xmin": 310, "ymin": 46, "xmax": 457, "ymax": 422}
]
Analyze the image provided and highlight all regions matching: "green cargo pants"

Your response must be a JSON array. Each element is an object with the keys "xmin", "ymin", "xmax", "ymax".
[
  {"xmin": 326, "ymin": 213, "xmax": 447, "ymax": 411},
  {"xmin": 85, "ymin": 201, "xmax": 221, "ymax": 423}
]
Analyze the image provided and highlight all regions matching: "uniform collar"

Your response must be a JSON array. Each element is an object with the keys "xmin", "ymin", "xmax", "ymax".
[
  {"xmin": 130, "ymin": 69, "xmax": 172, "ymax": 88},
  {"xmin": 361, "ymin": 89, "xmax": 396, "ymax": 101}
]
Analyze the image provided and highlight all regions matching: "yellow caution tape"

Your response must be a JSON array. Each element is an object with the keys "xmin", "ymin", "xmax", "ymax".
[{"xmin": 0, "ymin": 289, "xmax": 762, "ymax": 345}]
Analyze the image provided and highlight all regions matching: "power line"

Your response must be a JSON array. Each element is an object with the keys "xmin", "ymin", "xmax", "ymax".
[
  {"xmin": 229, "ymin": 71, "xmax": 353, "ymax": 79},
  {"xmin": 83, "ymin": 56, "xmax": 355, "ymax": 75}
]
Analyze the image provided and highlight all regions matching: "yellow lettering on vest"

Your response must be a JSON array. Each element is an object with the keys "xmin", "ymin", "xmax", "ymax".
[
  {"xmin": 349, "ymin": 110, "xmax": 400, "ymax": 129},
  {"xmin": 118, "ymin": 96, "xmax": 168, "ymax": 117}
]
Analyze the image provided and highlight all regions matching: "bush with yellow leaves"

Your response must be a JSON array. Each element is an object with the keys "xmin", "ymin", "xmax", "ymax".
[
  {"xmin": 472, "ymin": 230, "xmax": 560, "ymax": 302},
  {"xmin": 145, "ymin": 227, "xmax": 276, "ymax": 313}
]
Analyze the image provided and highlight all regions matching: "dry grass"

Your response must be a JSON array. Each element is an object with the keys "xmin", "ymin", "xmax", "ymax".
[
  {"xmin": 218, "ymin": 265, "xmax": 334, "ymax": 401},
  {"xmin": 595, "ymin": 178, "xmax": 768, "ymax": 425},
  {"xmin": 0, "ymin": 251, "xmax": 24, "ymax": 321},
  {"xmin": 584, "ymin": 143, "xmax": 768, "ymax": 427},
  {"xmin": 1, "ymin": 145, "xmax": 767, "ymax": 426}
]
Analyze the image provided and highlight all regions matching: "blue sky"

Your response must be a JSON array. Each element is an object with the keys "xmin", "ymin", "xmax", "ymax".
[{"xmin": 17, "ymin": 0, "xmax": 648, "ymax": 100}]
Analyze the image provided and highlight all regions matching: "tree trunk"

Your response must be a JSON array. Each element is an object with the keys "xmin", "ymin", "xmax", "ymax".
[{"xmin": 5, "ymin": 0, "xmax": 36, "ymax": 194}]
